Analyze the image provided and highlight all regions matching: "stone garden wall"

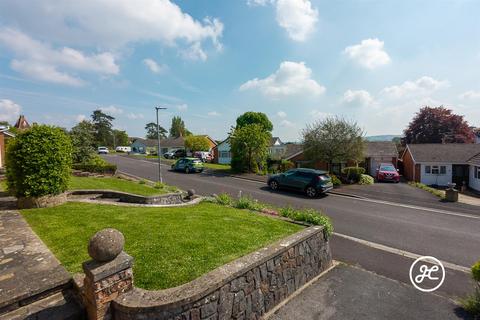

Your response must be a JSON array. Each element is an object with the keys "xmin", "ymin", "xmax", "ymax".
[
  {"xmin": 69, "ymin": 190, "xmax": 184, "ymax": 205},
  {"xmin": 111, "ymin": 226, "xmax": 332, "ymax": 320}
]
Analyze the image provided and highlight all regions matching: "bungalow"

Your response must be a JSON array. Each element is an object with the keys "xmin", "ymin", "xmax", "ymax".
[
  {"xmin": 0, "ymin": 126, "xmax": 15, "ymax": 169},
  {"xmin": 212, "ymin": 138, "xmax": 231, "ymax": 164},
  {"xmin": 198, "ymin": 135, "xmax": 218, "ymax": 152},
  {"xmin": 130, "ymin": 137, "xmax": 185, "ymax": 155},
  {"xmin": 286, "ymin": 141, "xmax": 398, "ymax": 176},
  {"xmin": 401, "ymin": 143, "xmax": 480, "ymax": 187},
  {"xmin": 468, "ymin": 153, "xmax": 480, "ymax": 192}
]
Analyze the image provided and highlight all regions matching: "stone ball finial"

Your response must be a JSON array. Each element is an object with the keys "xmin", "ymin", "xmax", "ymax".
[
  {"xmin": 187, "ymin": 189, "xmax": 196, "ymax": 198},
  {"xmin": 88, "ymin": 228, "xmax": 125, "ymax": 262}
]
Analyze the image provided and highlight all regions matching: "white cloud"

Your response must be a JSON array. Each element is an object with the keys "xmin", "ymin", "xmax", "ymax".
[
  {"xmin": 275, "ymin": 0, "xmax": 318, "ymax": 41},
  {"xmin": 180, "ymin": 42, "xmax": 208, "ymax": 61},
  {"xmin": 277, "ymin": 111, "xmax": 287, "ymax": 118},
  {"xmin": 143, "ymin": 59, "xmax": 166, "ymax": 74},
  {"xmin": 207, "ymin": 111, "xmax": 220, "ymax": 116},
  {"xmin": 239, "ymin": 61, "xmax": 325, "ymax": 98},
  {"xmin": 309, "ymin": 110, "xmax": 331, "ymax": 119},
  {"xmin": 75, "ymin": 114, "xmax": 87, "ymax": 122},
  {"xmin": 127, "ymin": 113, "xmax": 144, "ymax": 120},
  {"xmin": 280, "ymin": 119, "xmax": 295, "ymax": 127},
  {"xmin": 459, "ymin": 90, "xmax": 480, "ymax": 100},
  {"xmin": 0, "ymin": 0, "xmax": 223, "ymax": 60},
  {"xmin": 0, "ymin": 28, "xmax": 119, "ymax": 86},
  {"xmin": 341, "ymin": 89, "xmax": 374, "ymax": 107},
  {"xmin": 380, "ymin": 76, "xmax": 449, "ymax": 100},
  {"xmin": 0, "ymin": 99, "xmax": 21, "ymax": 122},
  {"xmin": 100, "ymin": 105, "xmax": 124, "ymax": 115},
  {"xmin": 344, "ymin": 38, "xmax": 391, "ymax": 69},
  {"xmin": 177, "ymin": 104, "xmax": 188, "ymax": 111}
]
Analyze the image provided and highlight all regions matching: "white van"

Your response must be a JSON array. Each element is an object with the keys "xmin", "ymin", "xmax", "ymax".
[{"xmin": 115, "ymin": 146, "xmax": 131, "ymax": 153}]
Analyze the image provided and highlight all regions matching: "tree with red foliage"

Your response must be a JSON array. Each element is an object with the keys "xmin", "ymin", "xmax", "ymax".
[{"xmin": 404, "ymin": 106, "xmax": 474, "ymax": 144}]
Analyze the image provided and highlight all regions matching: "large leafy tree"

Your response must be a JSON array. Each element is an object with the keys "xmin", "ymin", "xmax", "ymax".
[
  {"xmin": 70, "ymin": 120, "xmax": 96, "ymax": 163},
  {"xmin": 91, "ymin": 109, "xmax": 114, "ymax": 147},
  {"xmin": 302, "ymin": 116, "xmax": 364, "ymax": 171},
  {"xmin": 113, "ymin": 129, "xmax": 129, "ymax": 147},
  {"xmin": 404, "ymin": 106, "xmax": 474, "ymax": 144},
  {"xmin": 230, "ymin": 124, "xmax": 271, "ymax": 173},
  {"xmin": 145, "ymin": 122, "xmax": 168, "ymax": 139},
  {"xmin": 169, "ymin": 116, "xmax": 191, "ymax": 138},
  {"xmin": 236, "ymin": 111, "xmax": 273, "ymax": 132},
  {"xmin": 185, "ymin": 135, "xmax": 210, "ymax": 153}
]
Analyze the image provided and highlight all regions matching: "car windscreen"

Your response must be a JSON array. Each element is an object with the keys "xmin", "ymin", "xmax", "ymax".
[
  {"xmin": 318, "ymin": 174, "xmax": 330, "ymax": 181},
  {"xmin": 192, "ymin": 159, "xmax": 202, "ymax": 164},
  {"xmin": 380, "ymin": 165, "xmax": 396, "ymax": 171}
]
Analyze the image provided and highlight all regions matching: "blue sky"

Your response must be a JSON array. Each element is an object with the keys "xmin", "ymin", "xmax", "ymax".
[{"xmin": 0, "ymin": 0, "xmax": 479, "ymax": 141}]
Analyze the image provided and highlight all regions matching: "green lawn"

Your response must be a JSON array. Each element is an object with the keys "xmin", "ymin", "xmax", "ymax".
[
  {"xmin": 22, "ymin": 202, "xmax": 302, "ymax": 289},
  {"xmin": 69, "ymin": 176, "xmax": 177, "ymax": 196}
]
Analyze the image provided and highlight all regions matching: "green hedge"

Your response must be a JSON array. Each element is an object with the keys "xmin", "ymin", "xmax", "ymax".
[
  {"xmin": 341, "ymin": 166, "xmax": 365, "ymax": 182},
  {"xmin": 6, "ymin": 125, "xmax": 73, "ymax": 197},
  {"xmin": 72, "ymin": 155, "xmax": 117, "ymax": 174},
  {"xmin": 358, "ymin": 174, "xmax": 374, "ymax": 185}
]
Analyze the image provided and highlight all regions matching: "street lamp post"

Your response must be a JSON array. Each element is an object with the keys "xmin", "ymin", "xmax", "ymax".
[{"xmin": 155, "ymin": 106, "xmax": 167, "ymax": 183}]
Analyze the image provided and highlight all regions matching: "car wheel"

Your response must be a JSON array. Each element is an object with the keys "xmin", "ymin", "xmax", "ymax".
[
  {"xmin": 269, "ymin": 180, "xmax": 279, "ymax": 191},
  {"xmin": 305, "ymin": 186, "xmax": 317, "ymax": 198}
]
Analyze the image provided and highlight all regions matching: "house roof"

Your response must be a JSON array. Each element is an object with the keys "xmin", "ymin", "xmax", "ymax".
[
  {"xmin": 0, "ymin": 126, "xmax": 15, "ymax": 137},
  {"xmin": 468, "ymin": 153, "xmax": 480, "ymax": 166},
  {"xmin": 198, "ymin": 135, "xmax": 218, "ymax": 146},
  {"xmin": 14, "ymin": 115, "xmax": 30, "ymax": 130},
  {"xmin": 269, "ymin": 137, "xmax": 284, "ymax": 147},
  {"xmin": 365, "ymin": 141, "xmax": 398, "ymax": 158},
  {"xmin": 132, "ymin": 137, "xmax": 185, "ymax": 148},
  {"xmin": 284, "ymin": 144, "xmax": 303, "ymax": 159},
  {"xmin": 406, "ymin": 143, "xmax": 480, "ymax": 163}
]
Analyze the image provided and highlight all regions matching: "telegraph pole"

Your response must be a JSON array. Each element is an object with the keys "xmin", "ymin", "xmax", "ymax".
[{"xmin": 155, "ymin": 106, "xmax": 167, "ymax": 183}]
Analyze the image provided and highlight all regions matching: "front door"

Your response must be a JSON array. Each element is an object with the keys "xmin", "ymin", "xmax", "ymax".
[{"xmin": 452, "ymin": 165, "xmax": 469, "ymax": 187}]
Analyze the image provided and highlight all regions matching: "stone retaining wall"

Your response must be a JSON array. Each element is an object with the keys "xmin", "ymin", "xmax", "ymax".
[
  {"xmin": 112, "ymin": 226, "xmax": 331, "ymax": 320},
  {"xmin": 68, "ymin": 190, "xmax": 184, "ymax": 205}
]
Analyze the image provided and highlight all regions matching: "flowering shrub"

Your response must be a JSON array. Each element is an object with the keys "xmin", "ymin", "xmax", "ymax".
[{"xmin": 358, "ymin": 174, "xmax": 374, "ymax": 185}]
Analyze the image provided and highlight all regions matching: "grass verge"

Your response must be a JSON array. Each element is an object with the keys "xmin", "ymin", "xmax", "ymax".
[
  {"xmin": 408, "ymin": 182, "xmax": 446, "ymax": 199},
  {"xmin": 69, "ymin": 176, "xmax": 177, "ymax": 196},
  {"xmin": 22, "ymin": 202, "xmax": 302, "ymax": 290}
]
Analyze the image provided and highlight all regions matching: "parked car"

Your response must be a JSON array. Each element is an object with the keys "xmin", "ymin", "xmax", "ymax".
[
  {"xmin": 193, "ymin": 151, "xmax": 213, "ymax": 162},
  {"xmin": 97, "ymin": 147, "xmax": 109, "ymax": 154},
  {"xmin": 164, "ymin": 149, "xmax": 186, "ymax": 159},
  {"xmin": 267, "ymin": 168, "xmax": 333, "ymax": 198},
  {"xmin": 115, "ymin": 146, "xmax": 131, "ymax": 153},
  {"xmin": 376, "ymin": 163, "xmax": 400, "ymax": 183},
  {"xmin": 171, "ymin": 157, "xmax": 204, "ymax": 173}
]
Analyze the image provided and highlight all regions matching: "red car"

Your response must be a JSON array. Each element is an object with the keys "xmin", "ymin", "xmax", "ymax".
[{"xmin": 376, "ymin": 163, "xmax": 400, "ymax": 183}]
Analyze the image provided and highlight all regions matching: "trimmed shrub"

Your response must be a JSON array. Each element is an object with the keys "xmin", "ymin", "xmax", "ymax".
[
  {"xmin": 341, "ymin": 166, "xmax": 365, "ymax": 182},
  {"xmin": 358, "ymin": 174, "xmax": 374, "ymax": 185},
  {"xmin": 279, "ymin": 207, "xmax": 333, "ymax": 238},
  {"xmin": 329, "ymin": 174, "xmax": 342, "ymax": 187},
  {"xmin": 408, "ymin": 182, "xmax": 445, "ymax": 199},
  {"xmin": 6, "ymin": 125, "xmax": 73, "ymax": 197},
  {"xmin": 473, "ymin": 261, "xmax": 480, "ymax": 282},
  {"xmin": 72, "ymin": 155, "xmax": 117, "ymax": 174}
]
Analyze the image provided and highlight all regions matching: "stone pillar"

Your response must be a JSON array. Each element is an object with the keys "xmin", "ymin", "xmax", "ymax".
[{"xmin": 82, "ymin": 228, "xmax": 134, "ymax": 320}]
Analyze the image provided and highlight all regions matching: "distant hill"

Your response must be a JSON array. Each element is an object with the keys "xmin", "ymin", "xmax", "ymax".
[{"xmin": 365, "ymin": 135, "xmax": 402, "ymax": 142}]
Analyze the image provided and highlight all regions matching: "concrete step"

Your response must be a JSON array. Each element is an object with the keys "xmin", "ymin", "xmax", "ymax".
[{"xmin": 1, "ymin": 290, "xmax": 85, "ymax": 320}]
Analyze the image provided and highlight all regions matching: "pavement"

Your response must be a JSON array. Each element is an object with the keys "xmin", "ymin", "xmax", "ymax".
[
  {"xmin": 103, "ymin": 154, "xmax": 480, "ymax": 302},
  {"xmin": 267, "ymin": 264, "xmax": 471, "ymax": 320}
]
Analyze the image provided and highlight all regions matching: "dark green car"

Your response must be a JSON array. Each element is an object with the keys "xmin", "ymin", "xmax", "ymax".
[
  {"xmin": 267, "ymin": 168, "xmax": 333, "ymax": 198},
  {"xmin": 171, "ymin": 157, "xmax": 204, "ymax": 173}
]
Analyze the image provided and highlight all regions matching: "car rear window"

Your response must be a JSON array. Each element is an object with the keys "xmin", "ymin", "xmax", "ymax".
[{"xmin": 192, "ymin": 159, "xmax": 202, "ymax": 164}]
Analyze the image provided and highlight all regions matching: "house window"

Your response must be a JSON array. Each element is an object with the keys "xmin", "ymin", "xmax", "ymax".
[
  {"xmin": 475, "ymin": 166, "xmax": 480, "ymax": 179},
  {"xmin": 220, "ymin": 151, "xmax": 231, "ymax": 158},
  {"xmin": 429, "ymin": 165, "xmax": 446, "ymax": 175}
]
